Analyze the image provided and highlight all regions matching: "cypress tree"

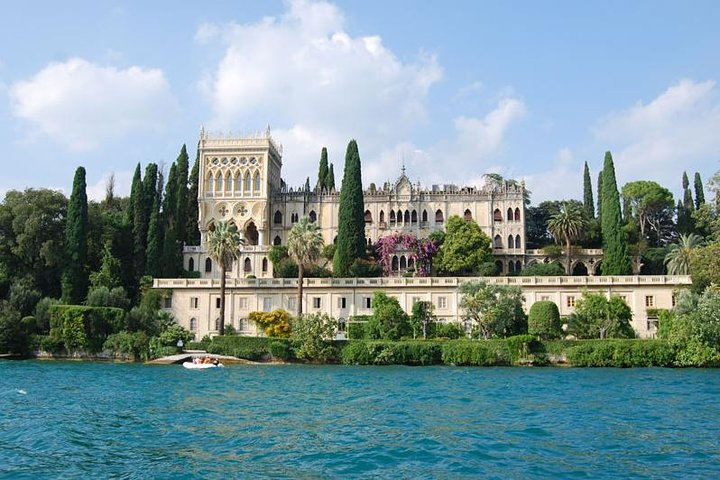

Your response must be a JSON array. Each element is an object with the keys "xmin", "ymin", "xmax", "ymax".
[
  {"xmin": 175, "ymin": 145, "xmax": 189, "ymax": 244},
  {"xmin": 304, "ymin": 177, "xmax": 311, "ymax": 192},
  {"xmin": 583, "ymin": 161, "xmax": 594, "ymax": 219},
  {"xmin": 676, "ymin": 199, "xmax": 690, "ymax": 235},
  {"xmin": 62, "ymin": 166, "xmax": 89, "ymax": 303},
  {"xmin": 133, "ymin": 163, "xmax": 158, "ymax": 281},
  {"xmin": 600, "ymin": 152, "xmax": 632, "ymax": 275},
  {"xmin": 127, "ymin": 163, "xmax": 142, "ymax": 226},
  {"xmin": 317, "ymin": 147, "xmax": 329, "ymax": 191},
  {"xmin": 186, "ymin": 149, "xmax": 200, "ymax": 245},
  {"xmin": 146, "ymin": 188, "xmax": 162, "ymax": 277},
  {"xmin": 596, "ymin": 170, "xmax": 603, "ymax": 222},
  {"xmin": 682, "ymin": 171, "xmax": 694, "ymax": 211},
  {"xmin": 333, "ymin": 140, "xmax": 366, "ymax": 276},
  {"xmin": 327, "ymin": 163, "xmax": 336, "ymax": 191},
  {"xmin": 694, "ymin": 172, "xmax": 705, "ymax": 209},
  {"xmin": 161, "ymin": 163, "xmax": 181, "ymax": 277}
]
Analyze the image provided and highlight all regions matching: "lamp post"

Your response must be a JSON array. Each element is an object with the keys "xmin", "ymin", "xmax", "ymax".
[{"xmin": 176, "ymin": 339, "xmax": 184, "ymax": 352}]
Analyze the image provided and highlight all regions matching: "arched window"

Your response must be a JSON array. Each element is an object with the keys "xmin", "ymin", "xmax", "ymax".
[
  {"xmin": 274, "ymin": 210, "xmax": 282, "ymax": 224},
  {"xmin": 400, "ymin": 256, "xmax": 407, "ymax": 270},
  {"xmin": 392, "ymin": 255, "xmax": 399, "ymax": 271},
  {"xmin": 214, "ymin": 173, "xmax": 222, "ymax": 192},
  {"xmin": 245, "ymin": 222, "xmax": 258, "ymax": 245},
  {"xmin": 509, "ymin": 261, "xmax": 515, "ymax": 273},
  {"xmin": 225, "ymin": 172, "xmax": 232, "ymax": 193},
  {"xmin": 493, "ymin": 209, "xmax": 503, "ymax": 222},
  {"xmin": 309, "ymin": 210, "xmax": 317, "ymax": 223},
  {"xmin": 435, "ymin": 209, "xmax": 444, "ymax": 224},
  {"xmin": 422, "ymin": 210, "xmax": 428, "ymax": 223},
  {"xmin": 206, "ymin": 175, "xmax": 214, "ymax": 193},
  {"xmin": 515, "ymin": 235, "xmax": 521, "ymax": 249},
  {"xmin": 411, "ymin": 210, "xmax": 418, "ymax": 223},
  {"xmin": 508, "ymin": 235, "xmax": 514, "ymax": 249},
  {"xmin": 244, "ymin": 173, "xmax": 251, "ymax": 192},
  {"xmin": 205, "ymin": 258, "xmax": 212, "ymax": 272},
  {"xmin": 390, "ymin": 211, "xmax": 396, "ymax": 223},
  {"xmin": 397, "ymin": 210, "xmax": 403, "ymax": 223},
  {"xmin": 379, "ymin": 210, "xmax": 385, "ymax": 223},
  {"xmin": 364, "ymin": 210, "xmax": 372, "ymax": 224},
  {"xmin": 507, "ymin": 208, "xmax": 513, "ymax": 221},
  {"xmin": 515, "ymin": 260, "xmax": 522, "ymax": 272},
  {"xmin": 262, "ymin": 258, "xmax": 268, "ymax": 273},
  {"xmin": 408, "ymin": 257, "xmax": 415, "ymax": 269},
  {"xmin": 188, "ymin": 258, "xmax": 195, "ymax": 272},
  {"xmin": 273, "ymin": 235, "xmax": 281, "ymax": 246},
  {"xmin": 495, "ymin": 260, "xmax": 504, "ymax": 274},
  {"xmin": 291, "ymin": 213, "xmax": 298, "ymax": 223},
  {"xmin": 235, "ymin": 173, "xmax": 242, "ymax": 192},
  {"xmin": 244, "ymin": 257, "xmax": 252, "ymax": 272},
  {"xmin": 190, "ymin": 318, "xmax": 197, "ymax": 331},
  {"xmin": 214, "ymin": 318, "xmax": 220, "ymax": 331},
  {"xmin": 333, "ymin": 236, "xmax": 337, "ymax": 244},
  {"xmin": 494, "ymin": 235, "xmax": 503, "ymax": 249},
  {"xmin": 254, "ymin": 172, "xmax": 261, "ymax": 192},
  {"xmin": 464, "ymin": 209, "xmax": 472, "ymax": 221},
  {"xmin": 515, "ymin": 208, "xmax": 521, "ymax": 222},
  {"xmin": 404, "ymin": 210, "xmax": 410, "ymax": 223}
]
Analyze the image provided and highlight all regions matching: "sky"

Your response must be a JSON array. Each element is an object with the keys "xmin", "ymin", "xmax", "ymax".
[{"xmin": 1, "ymin": 0, "xmax": 719, "ymax": 204}]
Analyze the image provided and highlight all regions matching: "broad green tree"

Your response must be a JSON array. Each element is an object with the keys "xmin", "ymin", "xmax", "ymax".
[
  {"xmin": 435, "ymin": 216, "xmax": 493, "ymax": 275},
  {"xmin": 411, "ymin": 300, "xmax": 436, "ymax": 339},
  {"xmin": 62, "ymin": 167, "xmax": 89, "ymax": 304},
  {"xmin": 89, "ymin": 242, "xmax": 123, "ymax": 290},
  {"xmin": 287, "ymin": 216, "xmax": 324, "ymax": 315},
  {"xmin": 459, "ymin": 281, "xmax": 527, "ymax": 339},
  {"xmin": 600, "ymin": 152, "xmax": 632, "ymax": 274},
  {"xmin": 207, "ymin": 221, "xmax": 244, "ymax": 335},
  {"xmin": 621, "ymin": 180, "xmax": 674, "ymax": 248},
  {"xmin": 689, "ymin": 242, "xmax": 720, "ymax": 292},
  {"xmin": 567, "ymin": 292, "xmax": 634, "ymax": 339},
  {"xmin": 290, "ymin": 313, "xmax": 338, "ymax": 362},
  {"xmin": 317, "ymin": 147, "xmax": 329, "ymax": 191},
  {"xmin": 333, "ymin": 140, "xmax": 366, "ymax": 276},
  {"xmin": 366, "ymin": 291, "xmax": 410, "ymax": 340},
  {"xmin": 528, "ymin": 301, "xmax": 562, "ymax": 339},
  {"xmin": 664, "ymin": 233, "xmax": 702, "ymax": 275},
  {"xmin": 548, "ymin": 201, "xmax": 586, "ymax": 274},
  {"xmin": 583, "ymin": 161, "xmax": 595, "ymax": 219}
]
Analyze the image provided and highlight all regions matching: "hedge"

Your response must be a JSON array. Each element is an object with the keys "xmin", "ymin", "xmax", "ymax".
[{"xmin": 564, "ymin": 339, "xmax": 677, "ymax": 367}]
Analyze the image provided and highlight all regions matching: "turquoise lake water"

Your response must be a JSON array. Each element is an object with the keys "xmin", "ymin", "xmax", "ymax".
[{"xmin": 1, "ymin": 362, "xmax": 718, "ymax": 479}]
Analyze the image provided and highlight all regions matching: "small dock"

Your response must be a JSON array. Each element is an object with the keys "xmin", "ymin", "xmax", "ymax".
[{"xmin": 146, "ymin": 351, "xmax": 255, "ymax": 365}]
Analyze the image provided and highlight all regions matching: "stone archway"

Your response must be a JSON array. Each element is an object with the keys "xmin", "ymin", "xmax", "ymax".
[
  {"xmin": 244, "ymin": 221, "xmax": 259, "ymax": 246},
  {"xmin": 572, "ymin": 261, "xmax": 589, "ymax": 276}
]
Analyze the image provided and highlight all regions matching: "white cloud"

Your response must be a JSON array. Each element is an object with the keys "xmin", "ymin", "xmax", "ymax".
[
  {"xmin": 523, "ymin": 148, "xmax": 584, "ymax": 203},
  {"xmin": 199, "ymin": 0, "xmax": 443, "ymax": 186},
  {"xmin": 453, "ymin": 97, "xmax": 526, "ymax": 157},
  {"xmin": 593, "ymin": 79, "xmax": 720, "ymax": 192},
  {"xmin": 10, "ymin": 58, "xmax": 178, "ymax": 150},
  {"xmin": 86, "ymin": 170, "xmax": 133, "ymax": 202}
]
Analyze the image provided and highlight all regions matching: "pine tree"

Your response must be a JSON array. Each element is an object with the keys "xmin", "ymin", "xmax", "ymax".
[
  {"xmin": 694, "ymin": 172, "xmax": 705, "ymax": 209},
  {"xmin": 317, "ymin": 147, "xmax": 329, "ymax": 191},
  {"xmin": 186, "ymin": 149, "xmax": 200, "ymax": 245},
  {"xmin": 175, "ymin": 145, "xmax": 189, "ymax": 245},
  {"xmin": 327, "ymin": 163, "xmax": 336, "ymax": 191},
  {"xmin": 600, "ymin": 152, "xmax": 632, "ymax": 275},
  {"xmin": 161, "ymin": 163, "xmax": 181, "ymax": 277},
  {"xmin": 62, "ymin": 166, "xmax": 89, "ymax": 303},
  {"xmin": 583, "ymin": 161, "xmax": 594, "ymax": 219},
  {"xmin": 333, "ymin": 140, "xmax": 366, "ymax": 276},
  {"xmin": 596, "ymin": 170, "xmax": 603, "ymax": 222}
]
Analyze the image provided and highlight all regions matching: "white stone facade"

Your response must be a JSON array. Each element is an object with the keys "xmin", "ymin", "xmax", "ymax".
[{"xmin": 155, "ymin": 275, "xmax": 691, "ymax": 341}]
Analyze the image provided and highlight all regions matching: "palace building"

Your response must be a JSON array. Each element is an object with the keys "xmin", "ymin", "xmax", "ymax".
[{"xmin": 157, "ymin": 129, "xmax": 687, "ymax": 340}]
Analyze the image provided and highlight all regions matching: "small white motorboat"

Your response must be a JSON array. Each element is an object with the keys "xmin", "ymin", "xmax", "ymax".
[{"xmin": 182, "ymin": 361, "xmax": 224, "ymax": 369}]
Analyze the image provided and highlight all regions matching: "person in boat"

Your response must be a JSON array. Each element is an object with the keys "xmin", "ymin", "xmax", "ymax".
[{"xmin": 212, "ymin": 358, "xmax": 219, "ymax": 366}]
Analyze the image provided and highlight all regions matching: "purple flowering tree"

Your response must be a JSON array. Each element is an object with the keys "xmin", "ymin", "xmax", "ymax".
[{"xmin": 375, "ymin": 233, "xmax": 438, "ymax": 276}]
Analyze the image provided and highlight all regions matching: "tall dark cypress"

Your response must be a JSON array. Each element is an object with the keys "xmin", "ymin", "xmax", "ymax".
[
  {"xmin": 600, "ymin": 152, "xmax": 632, "ymax": 275},
  {"xmin": 145, "ymin": 187, "xmax": 162, "ymax": 277},
  {"xmin": 133, "ymin": 163, "xmax": 158, "ymax": 281},
  {"xmin": 175, "ymin": 145, "xmax": 189, "ymax": 245},
  {"xmin": 62, "ymin": 166, "xmax": 89, "ymax": 303},
  {"xmin": 596, "ymin": 170, "xmax": 603, "ymax": 222},
  {"xmin": 694, "ymin": 172, "xmax": 705, "ymax": 209},
  {"xmin": 127, "ymin": 163, "xmax": 142, "ymax": 226},
  {"xmin": 161, "ymin": 163, "xmax": 180, "ymax": 277},
  {"xmin": 327, "ymin": 163, "xmax": 336, "ymax": 191},
  {"xmin": 317, "ymin": 147, "xmax": 329, "ymax": 191},
  {"xmin": 682, "ymin": 171, "xmax": 694, "ymax": 211},
  {"xmin": 583, "ymin": 161, "xmax": 594, "ymax": 219},
  {"xmin": 333, "ymin": 140, "xmax": 366, "ymax": 276},
  {"xmin": 186, "ymin": 149, "xmax": 200, "ymax": 245}
]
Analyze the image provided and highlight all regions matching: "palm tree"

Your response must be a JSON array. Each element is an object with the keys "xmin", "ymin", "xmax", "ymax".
[
  {"xmin": 207, "ymin": 221, "xmax": 244, "ymax": 335},
  {"xmin": 664, "ymin": 233, "xmax": 702, "ymax": 275},
  {"xmin": 548, "ymin": 202, "xmax": 587, "ymax": 274},
  {"xmin": 287, "ymin": 216, "xmax": 324, "ymax": 316}
]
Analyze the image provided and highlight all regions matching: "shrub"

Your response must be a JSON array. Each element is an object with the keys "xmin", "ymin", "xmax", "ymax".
[
  {"xmin": 520, "ymin": 262, "xmax": 565, "ymax": 276},
  {"xmin": 250, "ymin": 309, "xmax": 292, "ymax": 338},
  {"xmin": 49, "ymin": 305, "xmax": 126, "ymax": 353},
  {"xmin": 340, "ymin": 340, "xmax": 442, "ymax": 365},
  {"xmin": 207, "ymin": 336, "xmax": 275, "ymax": 361},
  {"xmin": 565, "ymin": 340, "xmax": 676, "ymax": 367},
  {"xmin": 528, "ymin": 301, "xmax": 562, "ymax": 339},
  {"xmin": 103, "ymin": 331, "xmax": 150, "ymax": 360},
  {"xmin": 34, "ymin": 297, "xmax": 61, "ymax": 334},
  {"xmin": 290, "ymin": 313, "xmax": 338, "ymax": 362},
  {"xmin": 347, "ymin": 321, "xmax": 368, "ymax": 339},
  {"xmin": 366, "ymin": 292, "xmax": 410, "ymax": 340},
  {"xmin": 269, "ymin": 340, "xmax": 292, "ymax": 361},
  {"xmin": 86, "ymin": 286, "xmax": 131, "ymax": 310},
  {"xmin": 433, "ymin": 322, "xmax": 465, "ymax": 339},
  {"xmin": 441, "ymin": 340, "xmax": 508, "ymax": 366}
]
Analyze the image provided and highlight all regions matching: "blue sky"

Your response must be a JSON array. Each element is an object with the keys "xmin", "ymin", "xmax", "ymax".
[{"xmin": 1, "ymin": 0, "xmax": 719, "ymax": 203}]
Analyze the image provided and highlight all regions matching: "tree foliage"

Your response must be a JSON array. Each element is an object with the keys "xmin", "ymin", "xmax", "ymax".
[
  {"xmin": 583, "ymin": 161, "xmax": 595, "ymax": 219},
  {"xmin": 291, "ymin": 313, "xmax": 337, "ymax": 362},
  {"xmin": 287, "ymin": 216, "xmax": 324, "ymax": 315},
  {"xmin": 317, "ymin": 147, "xmax": 329, "ymax": 191},
  {"xmin": 207, "ymin": 221, "xmax": 244, "ymax": 335},
  {"xmin": 520, "ymin": 262, "xmax": 565, "ymax": 276},
  {"xmin": 600, "ymin": 152, "xmax": 632, "ymax": 274},
  {"xmin": 435, "ymin": 216, "xmax": 492, "ymax": 275},
  {"xmin": 459, "ymin": 281, "xmax": 527, "ymax": 339},
  {"xmin": 528, "ymin": 301, "xmax": 562, "ymax": 339},
  {"xmin": 366, "ymin": 292, "xmax": 410, "ymax": 340},
  {"xmin": 567, "ymin": 292, "xmax": 634, "ymax": 339},
  {"xmin": 62, "ymin": 167, "xmax": 89, "ymax": 304},
  {"xmin": 250, "ymin": 309, "xmax": 292, "ymax": 338},
  {"xmin": 548, "ymin": 201, "xmax": 586, "ymax": 274},
  {"xmin": 621, "ymin": 180, "xmax": 674, "ymax": 248},
  {"xmin": 333, "ymin": 140, "xmax": 366, "ymax": 276},
  {"xmin": 664, "ymin": 233, "xmax": 702, "ymax": 275}
]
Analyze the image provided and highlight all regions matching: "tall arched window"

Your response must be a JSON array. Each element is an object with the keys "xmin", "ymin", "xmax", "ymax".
[
  {"xmin": 515, "ymin": 260, "xmax": 522, "ymax": 272},
  {"xmin": 379, "ymin": 210, "xmax": 385, "ymax": 223},
  {"xmin": 188, "ymin": 258, "xmax": 195, "ymax": 272},
  {"xmin": 214, "ymin": 173, "xmax": 222, "ymax": 192},
  {"xmin": 190, "ymin": 318, "xmax": 197, "ymax": 331},
  {"xmin": 403, "ymin": 210, "xmax": 410, "ymax": 223},
  {"xmin": 235, "ymin": 173, "xmax": 242, "ymax": 192},
  {"xmin": 390, "ymin": 211, "xmax": 396, "ymax": 223},
  {"xmin": 273, "ymin": 235, "xmax": 281, "ymax": 246},
  {"xmin": 464, "ymin": 209, "xmax": 472, "ymax": 221},
  {"xmin": 205, "ymin": 258, "xmax": 212, "ymax": 272},
  {"xmin": 493, "ymin": 209, "xmax": 503, "ymax": 222},
  {"xmin": 274, "ymin": 210, "xmax": 282, "ymax": 224},
  {"xmin": 515, "ymin": 208, "xmax": 521, "ymax": 221},
  {"xmin": 411, "ymin": 210, "xmax": 418, "ymax": 223},
  {"xmin": 494, "ymin": 235, "xmax": 503, "ymax": 249},
  {"xmin": 309, "ymin": 210, "xmax": 317, "ymax": 223},
  {"xmin": 225, "ymin": 172, "xmax": 232, "ymax": 193},
  {"xmin": 262, "ymin": 258, "xmax": 268, "ymax": 273},
  {"xmin": 516, "ymin": 235, "xmax": 521, "ymax": 249},
  {"xmin": 244, "ymin": 172, "xmax": 251, "ymax": 192},
  {"xmin": 214, "ymin": 318, "xmax": 221, "ymax": 331},
  {"xmin": 507, "ymin": 208, "xmax": 513, "ymax": 221},
  {"xmin": 392, "ymin": 255, "xmax": 399, "ymax": 271},
  {"xmin": 206, "ymin": 175, "xmax": 214, "ymax": 193},
  {"xmin": 509, "ymin": 261, "xmax": 515, "ymax": 273},
  {"xmin": 254, "ymin": 172, "xmax": 261, "ymax": 192},
  {"xmin": 244, "ymin": 257, "xmax": 252, "ymax": 272},
  {"xmin": 400, "ymin": 256, "xmax": 407, "ymax": 270},
  {"xmin": 508, "ymin": 235, "xmax": 515, "ymax": 249},
  {"xmin": 435, "ymin": 209, "xmax": 444, "ymax": 224},
  {"xmin": 422, "ymin": 210, "xmax": 428, "ymax": 222},
  {"xmin": 364, "ymin": 210, "xmax": 372, "ymax": 224},
  {"xmin": 495, "ymin": 261, "xmax": 504, "ymax": 274}
]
